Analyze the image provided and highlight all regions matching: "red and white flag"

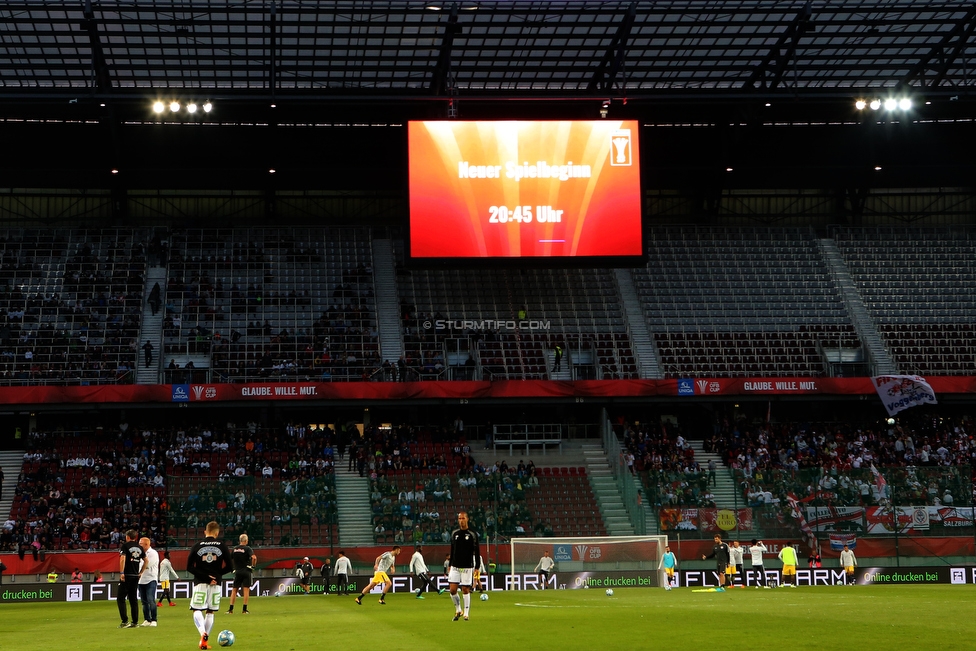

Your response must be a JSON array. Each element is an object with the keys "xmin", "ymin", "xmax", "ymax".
[
  {"xmin": 869, "ymin": 463, "xmax": 888, "ymax": 499},
  {"xmin": 871, "ymin": 375, "xmax": 937, "ymax": 416}
]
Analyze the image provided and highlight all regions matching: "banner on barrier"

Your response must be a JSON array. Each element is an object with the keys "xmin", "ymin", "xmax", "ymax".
[
  {"xmin": 6, "ymin": 566, "xmax": 976, "ymax": 601},
  {"xmin": 679, "ymin": 565, "xmax": 972, "ymax": 588},
  {"xmin": 698, "ymin": 508, "xmax": 753, "ymax": 532},
  {"xmin": 805, "ymin": 507, "xmax": 864, "ymax": 532}
]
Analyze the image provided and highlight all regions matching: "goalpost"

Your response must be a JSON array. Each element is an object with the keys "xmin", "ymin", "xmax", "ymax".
[{"xmin": 510, "ymin": 535, "xmax": 669, "ymax": 589}]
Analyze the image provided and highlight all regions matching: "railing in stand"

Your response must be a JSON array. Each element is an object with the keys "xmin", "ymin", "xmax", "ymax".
[
  {"xmin": 602, "ymin": 414, "xmax": 646, "ymax": 535},
  {"xmin": 492, "ymin": 423, "xmax": 563, "ymax": 454}
]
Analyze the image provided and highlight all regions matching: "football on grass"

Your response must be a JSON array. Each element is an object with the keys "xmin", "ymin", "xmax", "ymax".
[
  {"xmin": 605, "ymin": 589, "xmax": 614, "ymax": 597},
  {"xmin": 480, "ymin": 593, "xmax": 489, "ymax": 601},
  {"xmin": 217, "ymin": 630, "xmax": 235, "ymax": 646}
]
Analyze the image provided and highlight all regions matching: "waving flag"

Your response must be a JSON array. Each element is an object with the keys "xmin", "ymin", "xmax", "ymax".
[
  {"xmin": 869, "ymin": 464, "xmax": 888, "ymax": 501},
  {"xmin": 871, "ymin": 375, "xmax": 937, "ymax": 416},
  {"xmin": 786, "ymin": 492, "xmax": 818, "ymax": 551}
]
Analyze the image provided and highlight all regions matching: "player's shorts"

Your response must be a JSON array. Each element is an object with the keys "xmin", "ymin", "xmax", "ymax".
[
  {"xmin": 725, "ymin": 565, "xmax": 734, "ymax": 575},
  {"xmin": 540, "ymin": 570, "xmax": 550, "ymax": 580},
  {"xmin": 233, "ymin": 570, "xmax": 253, "ymax": 590},
  {"xmin": 190, "ymin": 583, "xmax": 221, "ymax": 611},
  {"xmin": 160, "ymin": 580, "xmax": 170, "ymax": 590},
  {"xmin": 782, "ymin": 565, "xmax": 797, "ymax": 576},
  {"xmin": 448, "ymin": 567, "xmax": 474, "ymax": 587},
  {"xmin": 844, "ymin": 566, "xmax": 855, "ymax": 574},
  {"xmin": 665, "ymin": 568, "xmax": 675, "ymax": 578},
  {"xmin": 371, "ymin": 571, "xmax": 391, "ymax": 585}
]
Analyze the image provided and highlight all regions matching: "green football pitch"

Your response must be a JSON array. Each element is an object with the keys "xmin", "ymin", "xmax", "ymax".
[{"xmin": 1, "ymin": 586, "xmax": 973, "ymax": 651}]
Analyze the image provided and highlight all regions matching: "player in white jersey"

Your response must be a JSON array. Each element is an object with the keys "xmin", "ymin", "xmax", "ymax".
[
  {"xmin": 728, "ymin": 541, "xmax": 744, "ymax": 588},
  {"xmin": 356, "ymin": 546, "xmax": 401, "ymax": 605},
  {"xmin": 534, "ymin": 551, "xmax": 556, "ymax": 588},
  {"xmin": 748, "ymin": 539, "xmax": 769, "ymax": 588},
  {"xmin": 333, "ymin": 550, "xmax": 352, "ymax": 596},
  {"xmin": 839, "ymin": 545, "xmax": 857, "ymax": 586},
  {"xmin": 409, "ymin": 545, "xmax": 445, "ymax": 598}
]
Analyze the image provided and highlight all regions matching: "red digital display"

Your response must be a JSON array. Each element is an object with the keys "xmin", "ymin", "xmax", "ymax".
[{"xmin": 408, "ymin": 121, "xmax": 643, "ymax": 260}]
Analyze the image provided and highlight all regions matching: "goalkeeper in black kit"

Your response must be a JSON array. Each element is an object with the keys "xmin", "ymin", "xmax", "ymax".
[
  {"xmin": 227, "ymin": 533, "xmax": 256, "ymax": 614},
  {"xmin": 448, "ymin": 511, "xmax": 482, "ymax": 621},
  {"xmin": 186, "ymin": 521, "xmax": 233, "ymax": 650}
]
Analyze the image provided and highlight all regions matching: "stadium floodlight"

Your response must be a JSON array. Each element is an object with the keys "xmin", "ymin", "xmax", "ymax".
[
  {"xmin": 869, "ymin": 99, "xmax": 881, "ymax": 110},
  {"xmin": 153, "ymin": 101, "xmax": 165, "ymax": 113},
  {"xmin": 268, "ymin": 168, "xmax": 276, "ymax": 174},
  {"xmin": 203, "ymin": 101, "xmax": 213, "ymax": 113},
  {"xmin": 898, "ymin": 98, "xmax": 912, "ymax": 111},
  {"xmin": 186, "ymin": 103, "xmax": 197, "ymax": 113},
  {"xmin": 111, "ymin": 168, "xmax": 119, "ymax": 174},
  {"xmin": 855, "ymin": 99, "xmax": 867, "ymax": 110},
  {"xmin": 884, "ymin": 98, "xmax": 898, "ymax": 111},
  {"xmin": 725, "ymin": 167, "xmax": 734, "ymax": 172},
  {"xmin": 874, "ymin": 165, "xmax": 882, "ymax": 171},
  {"xmin": 169, "ymin": 101, "xmax": 181, "ymax": 112}
]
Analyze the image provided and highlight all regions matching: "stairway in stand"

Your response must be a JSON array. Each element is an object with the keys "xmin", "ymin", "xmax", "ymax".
[
  {"xmin": 370, "ymin": 239, "xmax": 404, "ymax": 365},
  {"xmin": 136, "ymin": 267, "xmax": 168, "ymax": 384},
  {"xmin": 332, "ymin": 463, "xmax": 375, "ymax": 548},
  {"xmin": 581, "ymin": 443, "xmax": 635, "ymax": 536},
  {"xmin": 0, "ymin": 450, "xmax": 25, "ymax": 521},
  {"xmin": 688, "ymin": 440, "xmax": 758, "ymax": 538},
  {"xmin": 687, "ymin": 440, "xmax": 739, "ymax": 507}
]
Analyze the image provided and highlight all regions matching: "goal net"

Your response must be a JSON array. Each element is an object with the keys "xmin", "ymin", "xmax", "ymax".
[{"xmin": 509, "ymin": 535, "xmax": 668, "ymax": 590}]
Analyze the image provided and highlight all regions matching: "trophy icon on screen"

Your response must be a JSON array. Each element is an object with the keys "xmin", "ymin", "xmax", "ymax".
[{"xmin": 609, "ymin": 130, "xmax": 631, "ymax": 166}]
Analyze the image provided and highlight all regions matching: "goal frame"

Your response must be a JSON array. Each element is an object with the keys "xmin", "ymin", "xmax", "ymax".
[{"xmin": 510, "ymin": 535, "xmax": 669, "ymax": 589}]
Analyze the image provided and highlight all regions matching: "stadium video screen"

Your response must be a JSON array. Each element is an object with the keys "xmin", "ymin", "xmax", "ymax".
[{"xmin": 408, "ymin": 121, "xmax": 643, "ymax": 263}]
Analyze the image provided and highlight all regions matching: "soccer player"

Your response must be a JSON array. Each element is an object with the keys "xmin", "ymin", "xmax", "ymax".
[
  {"xmin": 157, "ymin": 550, "xmax": 179, "ymax": 606},
  {"xmin": 117, "ymin": 529, "xmax": 144, "ymax": 628},
  {"xmin": 298, "ymin": 556, "xmax": 314, "ymax": 595},
  {"xmin": 227, "ymin": 533, "xmax": 256, "ymax": 614},
  {"xmin": 778, "ymin": 541, "xmax": 799, "ymax": 588},
  {"xmin": 186, "ymin": 521, "xmax": 233, "ymax": 650},
  {"xmin": 662, "ymin": 545, "xmax": 677, "ymax": 590},
  {"xmin": 138, "ymin": 537, "xmax": 159, "ymax": 626},
  {"xmin": 748, "ymin": 539, "xmax": 769, "ymax": 589},
  {"xmin": 839, "ymin": 544, "xmax": 857, "ymax": 586},
  {"xmin": 355, "ymin": 546, "xmax": 400, "ymax": 605},
  {"xmin": 448, "ymin": 511, "xmax": 481, "ymax": 621},
  {"xmin": 729, "ymin": 540, "xmax": 744, "ymax": 588},
  {"xmin": 534, "ymin": 550, "xmax": 555, "ymax": 589},
  {"xmin": 334, "ymin": 550, "xmax": 352, "ymax": 596},
  {"xmin": 409, "ymin": 544, "xmax": 444, "ymax": 599},
  {"xmin": 701, "ymin": 534, "xmax": 730, "ymax": 591},
  {"xmin": 320, "ymin": 558, "xmax": 332, "ymax": 595}
]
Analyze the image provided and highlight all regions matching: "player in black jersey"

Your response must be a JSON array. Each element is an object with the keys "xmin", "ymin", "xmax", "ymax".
[
  {"xmin": 117, "ymin": 529, "xmax": 144, "ymax": 628},
  {"xmin": 186, "ymin": 521, "xmax": 233, "ymax": 650},
  {"xmin": 448, "ymin": 511, "xmax": 481, "ymax": 621},
  {"xmin": 227, "ymin": 533, "xmax": 256, "ymax": 614}
]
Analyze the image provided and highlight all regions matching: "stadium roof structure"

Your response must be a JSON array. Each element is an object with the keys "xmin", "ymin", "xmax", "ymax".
[
  {"xmin": 1, "ymin": 0, "xmax": 976, "ymax": 123},
  {"xmin": 1, "ymin": 1, "xmax": 975, "ymax": 198}
]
